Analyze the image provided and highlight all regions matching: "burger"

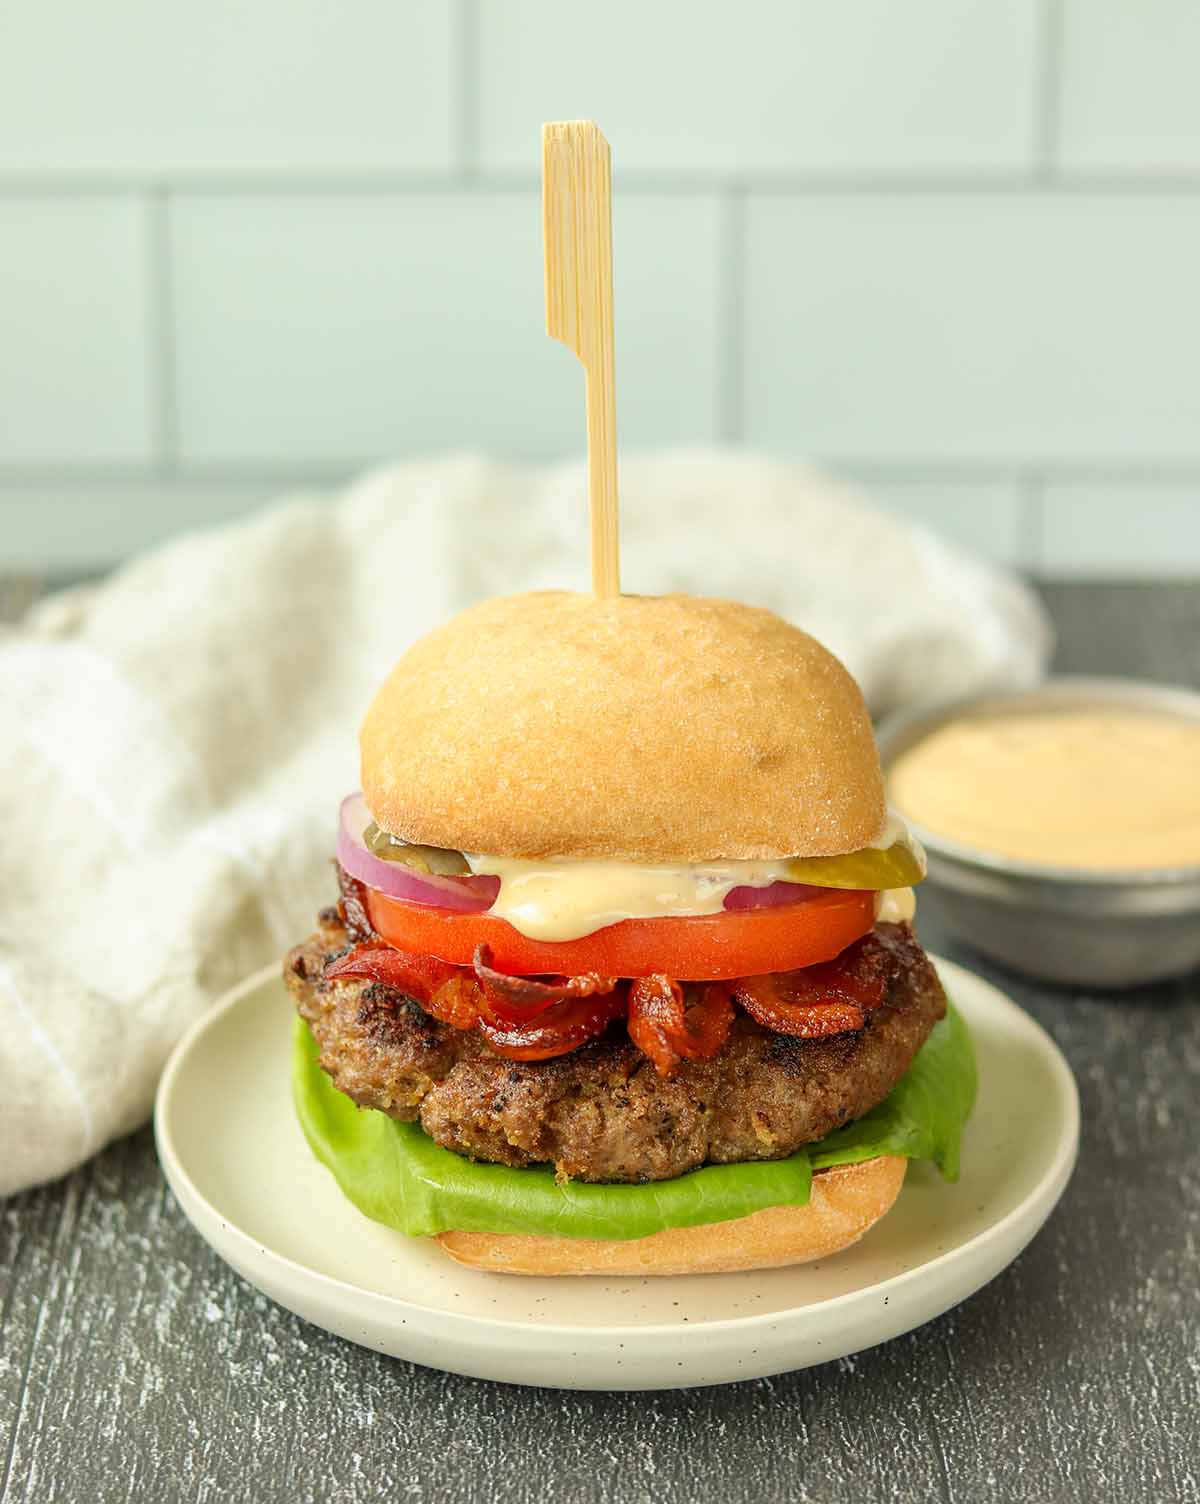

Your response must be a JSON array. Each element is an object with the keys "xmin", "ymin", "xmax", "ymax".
[{"xmin": 286, "ymin": 591, "xmax": 975, "ymax": 1276}]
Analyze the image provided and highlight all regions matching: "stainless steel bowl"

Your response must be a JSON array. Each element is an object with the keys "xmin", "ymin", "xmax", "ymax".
[{"xmin": 877, "ymin": 677, "xmax": 1200, "ymax": 988}]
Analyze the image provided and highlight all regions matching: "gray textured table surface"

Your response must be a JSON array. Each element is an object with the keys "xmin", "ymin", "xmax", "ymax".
[{"xmin": 2, "ymin": 581, "xmax": 1198, "ymax": 1504}]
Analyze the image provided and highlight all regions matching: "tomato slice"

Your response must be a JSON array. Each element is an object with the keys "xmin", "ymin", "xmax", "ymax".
[{"xmin": 364, "ymin": 886, "xmax": 875, "ymax": 981}]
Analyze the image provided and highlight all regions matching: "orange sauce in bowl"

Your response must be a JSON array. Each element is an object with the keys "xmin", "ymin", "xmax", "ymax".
[{"xmin": 887, "ymin": 708, "xmax": 1200, "ymax": 871}]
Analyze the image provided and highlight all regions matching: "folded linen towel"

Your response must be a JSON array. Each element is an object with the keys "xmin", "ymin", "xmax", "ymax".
[{"xmin": 0, "ymin": 450, "xmax": 1050, "ymax": 1195}]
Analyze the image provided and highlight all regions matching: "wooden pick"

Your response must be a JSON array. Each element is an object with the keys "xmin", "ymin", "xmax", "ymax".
[{"xmin": 542, "ymin": 120, "xmax": 620, "ymax": 599}]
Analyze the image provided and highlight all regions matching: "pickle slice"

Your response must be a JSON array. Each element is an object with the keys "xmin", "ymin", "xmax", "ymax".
[
  {"xmin": 782, "ymin": 839, "xmax": 925, "ymax": 891},
  {"xmin": 362, "ymin": 822, "xmax": 471, "ymax": 875},
  {"xmin": 359, "ymin": 825, "xmax": 924, "ymax": 890}
]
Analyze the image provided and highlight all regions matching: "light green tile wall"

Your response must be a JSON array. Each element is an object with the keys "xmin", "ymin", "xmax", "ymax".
[{"xmin": 1, "ymin": 0, "xmax": 1199, "ymax": 575}]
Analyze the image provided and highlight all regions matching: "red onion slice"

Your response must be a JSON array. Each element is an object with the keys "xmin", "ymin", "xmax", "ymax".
[
  {"xmin": 723, "ymin": 880, "xmax": 826, "ymax": 911},
  {"xmin": 337, "ymin": 793, "xmax": 499, "ymax": 912}
]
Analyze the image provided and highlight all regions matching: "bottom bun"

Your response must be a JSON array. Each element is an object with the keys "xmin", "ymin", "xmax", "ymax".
[{"xmin": 435, "ymin": 1156, "xmax": 906, "ymax": 1277}]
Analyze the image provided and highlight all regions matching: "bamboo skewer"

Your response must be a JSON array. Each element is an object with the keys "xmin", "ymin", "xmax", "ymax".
[{"xmin": 542, "ymin": 120, "xmax": 620, "ymax": 599}]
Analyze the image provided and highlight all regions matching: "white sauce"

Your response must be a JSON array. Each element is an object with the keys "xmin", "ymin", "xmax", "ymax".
[
  {"xmin": 464, "ymin": 812, "xmax": 918, "ymax": 942},
  {"xmin": 464, "ymin": 853, "xmax": 807, "ymax": 942},
  {"xmin": 867, "ymin": 811, "xmax": 909, "ymax": 851},
  {"xmin": 876, "ymin": 887, "xmax": 917, "ymax": 925}
]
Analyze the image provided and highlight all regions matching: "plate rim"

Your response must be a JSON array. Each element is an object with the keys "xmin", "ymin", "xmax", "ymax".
[{"xmin": 155, "ymin": 954, "xmax": 1080, "ymax": 1341}]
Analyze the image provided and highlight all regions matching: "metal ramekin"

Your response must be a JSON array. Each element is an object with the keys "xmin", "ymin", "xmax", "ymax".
[{"xmin": 876, "ymin": 677, "xmax": 1200, "ymax": 989}]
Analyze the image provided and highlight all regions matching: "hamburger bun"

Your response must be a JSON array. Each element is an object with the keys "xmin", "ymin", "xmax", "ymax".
[
  {"xmin": 434, "ymin": 1156, "xmax": 905, "ymax": 1277},
  {"xmin": 361, "ymin": 591, "xmax": 885, "ymax": 862}
]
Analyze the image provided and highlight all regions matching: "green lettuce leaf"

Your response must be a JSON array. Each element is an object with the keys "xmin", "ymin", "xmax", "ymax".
[
  {"xmin": 808, "ymin": 999, "xmax": 977, "ymax": 1179},
  {"xmin": 293, "ymin": 1002, "xmax": 976, "ymax": 1241}
]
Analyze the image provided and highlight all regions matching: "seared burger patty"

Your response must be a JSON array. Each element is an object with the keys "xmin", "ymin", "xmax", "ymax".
[{"xmin": 286, "ymin": 916, "xmax": 945, "ymax": 1184}]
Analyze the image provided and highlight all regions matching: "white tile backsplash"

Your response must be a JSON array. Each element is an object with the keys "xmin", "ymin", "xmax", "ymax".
[
  {"xmin": 0, "ymin": 197, "xmax": 153, "ymax": 466},
  {"xmin": 0, "ymin": 484, "xmax": 288, "ymax": 569},
  {"xmin": 171, "ymin": 191, "xmax": 722, "ymax": 467},
  {"xmin": 861, "ymin": 480, "xmax": 1028, "ymax": 565},
  {"xmin": 1, "ymin": 3, "xmax": 1198, "ymax": 575},
  {"xmin": 479, "ymin": 0, "xmax": 1040, "ymax": 175},
  {"xmin": 743, "ymin": 194, "xmax": 1200, "ymax": 464},
  {"xmin": 1039, "ymin": 484, "xmax": 1200, "ymax": 576},
  {"xmin": 0, "ymin": 1, "xmax": 455, "ymax": 174},
  {"xmin": 1059, "ymin": 0, "xmax": 1200, "ymax": 172}
]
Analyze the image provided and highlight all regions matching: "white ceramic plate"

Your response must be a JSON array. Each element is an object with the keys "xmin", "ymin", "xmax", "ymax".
[{"xmin": 155, "ymin": 956, "xmax": 1078, "ymax": 1391}]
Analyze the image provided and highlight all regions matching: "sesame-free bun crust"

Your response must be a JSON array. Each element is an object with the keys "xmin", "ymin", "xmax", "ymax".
[
  {"xmin": 361, "ymin": 591, "xmax": 885, "ymax": 862},
  {"xmin": 435, "ymin": 1157, "xmax": 906, "ymax": 1277}
]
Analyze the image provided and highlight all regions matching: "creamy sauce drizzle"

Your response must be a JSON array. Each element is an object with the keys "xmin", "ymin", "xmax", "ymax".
[
  {"xmin": 876, "ymin": 887, "xmax": 917, "ymax": 925},
  {"xmin": 887, "ymin": 708, "xmax": 1200, "ymax": 871},
  {"xmin": 464, "ymin": 812, "xmax": 916, "ymax": 942},
  {"xmin": 465, "ymin": 854, "xmax": 803, "ymax": 941},
  {"xmin": 867, "ymin": 811, "xmax": 909, "ymax": 851}
]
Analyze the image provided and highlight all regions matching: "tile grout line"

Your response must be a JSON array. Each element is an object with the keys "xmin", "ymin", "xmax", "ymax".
[
  {"xmin": 6, "ymin": 464, "xmax": 1200, "ymax": 494},
  {"xmin": 145, "ymin": 187, "xmax": 179, "ymax": 476},
  {"xmin": 1021, "ymin": 470, "xmax": 1046, "ymax": 571},
  {"xmin": 453, "ymin": 0, "xmax": 480, "ymax": 177},
  {"xmin": 821, "ymin": 460, "xmax": 1200, "ymax": 482},
  {"xmin": 1033, "ymin": 0, "xmax": 1066, "ymax": 181},
  {"xmin": 717, "ymin": 186, "xmax": 747, "ymax": 444},
  {"xmin": 7, "ymin": 171, "xmax": 1200, "ymax": 198}
]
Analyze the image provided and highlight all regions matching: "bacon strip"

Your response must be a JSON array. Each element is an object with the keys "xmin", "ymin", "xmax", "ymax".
[
  {"xmin": 323, "ymin": 927, "xmax": 900, "ymax": 1062},
  {"xmin": 336, "ymin": 866, "xmax": 376, "ymax": 944},
  {"xmin": 627, "ymin": 976, "xmax": 734, "ymax": 1078},
  {"xmin": 731, "ymin": 931, "xmax": 891, "ymax": 1038},
  {"xmin": 804, "ymin": 932, "xmax": 891, "ymax": 1012},
  {"xmin": 325, "ymin": 944, "xmax": 476, "ymax": 1026},
  {"xmin": 325, "ymin": 942, "xmax": 459, "ymax": 997},
  {"xmin": 472, "ymin": 944, "xmax": 618, "ymax": 1025},
  {"xmin": 732, "ymin": 980, "xmax": 865, "ymax": 1038},
  {"xmin": 476, "ymin": 989, "xmax": 628, "ymax": 1061},
  {"xmin": 422, "ymin": 975, "xmax": 483, "ymax": 1031},
  {"xmin": 327, "ymin": 942, "xmax": 626, "ymax": 1050}
]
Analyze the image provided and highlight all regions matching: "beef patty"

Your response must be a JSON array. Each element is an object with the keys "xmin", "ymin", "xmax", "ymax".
[{"xmin": 285, "ymin": 914, "xmax": 945, "ymax": 1184}]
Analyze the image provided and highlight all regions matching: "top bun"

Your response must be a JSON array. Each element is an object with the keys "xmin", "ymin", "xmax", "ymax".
[{"xmin": 360, "ymin": 591, "xmax": 886, "ymax": 863}]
